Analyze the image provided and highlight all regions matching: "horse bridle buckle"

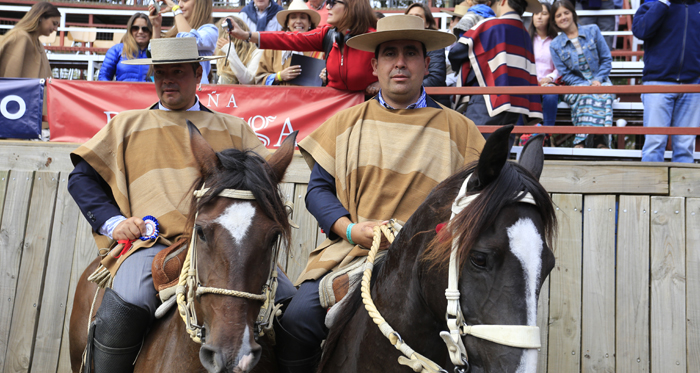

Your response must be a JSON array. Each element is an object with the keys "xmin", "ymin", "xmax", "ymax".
[{"xmin": 454, "ymin": 357, "xmax": 470, "ymax": 373}]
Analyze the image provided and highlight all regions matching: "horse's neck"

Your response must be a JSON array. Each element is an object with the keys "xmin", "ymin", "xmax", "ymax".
[{"xmin": 134, "ymin": 308, "xmax": 202, "ymax": 372}]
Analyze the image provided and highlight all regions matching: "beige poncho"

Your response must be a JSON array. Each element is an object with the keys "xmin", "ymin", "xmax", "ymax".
[
  {"xmin": 296, "ymin": 98, "xmax": 485, "ymax": 284},
  {"xmin": 0, "ymin": 30, "xmax": 51, "ymax": 79},
  {"xmin": 71, "ymin": 107, "xmax": 268, "ymax": 279}
]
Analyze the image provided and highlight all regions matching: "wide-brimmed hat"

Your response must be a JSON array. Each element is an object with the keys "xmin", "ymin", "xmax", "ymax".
[
  {"xmin": 122, "ymin": 37, "xmax": 223, "ymax": 65},
  {"xmin": 524, "ymin": 0, "xmax": 543, "ymax": 14},
  {"xmin": 441, "ymin": 3, "xmax": 470, "ymax": 17},
  {"xmin": 276, "ymin": 0, "xmax": 321, "ymax": 29},
  {"xmin": 346, "ymin": 15, "xmax": 456, "ymax": 53}
]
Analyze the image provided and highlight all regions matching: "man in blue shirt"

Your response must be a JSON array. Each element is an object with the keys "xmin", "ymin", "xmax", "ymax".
[{"xmin": 633, "ymin": 0, "xmax": 700, "ymax": 163}]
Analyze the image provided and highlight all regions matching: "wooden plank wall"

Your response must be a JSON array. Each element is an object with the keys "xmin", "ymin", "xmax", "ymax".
[{"xmin": 2, "ymin": 141, "xmax": 700, "ymax": 373}]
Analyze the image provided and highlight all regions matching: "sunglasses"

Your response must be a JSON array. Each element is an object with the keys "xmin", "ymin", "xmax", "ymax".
[
  {"xmin": 325, "ymin": 0, "xmax": 345, "ymax": 8},
  {"xmin": 131, "ymin": 25, "xmax": 151, "ymax": 33}
]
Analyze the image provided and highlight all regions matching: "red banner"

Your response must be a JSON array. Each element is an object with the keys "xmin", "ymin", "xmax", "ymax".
[{"xmin": 47, "ymin": 80, "xmax": 364, "ymax": 147}]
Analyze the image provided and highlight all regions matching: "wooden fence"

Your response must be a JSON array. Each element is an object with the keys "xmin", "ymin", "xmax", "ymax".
[{"xmin": 1, "ymin": 140, "xmax": 699, "ymax": 372}]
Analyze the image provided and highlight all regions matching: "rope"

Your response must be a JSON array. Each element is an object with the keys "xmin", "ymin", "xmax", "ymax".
[
  {"xmin": 175, "ymin": 186, "xmax": 279, "ymax": 344},
  {"xmin": 360, "ymin": 225, "xmax": 447, "ymax": 373},
  {"xmin": 196, "ymin": 286, "xmax": 267, "ymax": 300}
]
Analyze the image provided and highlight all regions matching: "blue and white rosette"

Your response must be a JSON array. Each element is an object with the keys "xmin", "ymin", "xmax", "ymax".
[{"xmin": 140, "ymin": 215, "xmax": 160, "ymax": 241}]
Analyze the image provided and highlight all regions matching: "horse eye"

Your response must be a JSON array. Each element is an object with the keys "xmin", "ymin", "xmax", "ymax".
[
  {"xmin": 195, "ymin": 225, "xmax": 206, "ymax": 242},
  {"xmin": 470, "ymin": 252, "xmax": 488, "ymax": 269}
]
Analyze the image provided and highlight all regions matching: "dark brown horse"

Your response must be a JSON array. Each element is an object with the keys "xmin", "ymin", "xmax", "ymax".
[
  {"xmin": 319, "ymin": 125, "xmax": 557, "ymax": 373},
  {"xmin": 69, "ymin": 124, "xmax": 297, "ymax": 373}
]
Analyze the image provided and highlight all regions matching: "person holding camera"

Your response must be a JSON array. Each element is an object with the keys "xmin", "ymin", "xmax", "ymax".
[
  {"xmin": 254, "ymin": 0, "xmax": 323, "ymax": 86},
  {"xmin": 634, "ymin": 0, "xmax": 700, "ymax": 163},
  {"xmin": 215, "ymin": 16, "xmax": 264, "ymax": 84},
  {"xmin": 149, "ymin": 0, "xmax": 218, "ymax": 84}
]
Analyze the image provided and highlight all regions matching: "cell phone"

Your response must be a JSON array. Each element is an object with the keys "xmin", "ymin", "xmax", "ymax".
[
  {"xmin": 222, "ymin": 18, "xmax": 233, "ymax": 32},
  {"xmin": 150, "ymin": 0, "xmax": 160, "ymax": 14}
]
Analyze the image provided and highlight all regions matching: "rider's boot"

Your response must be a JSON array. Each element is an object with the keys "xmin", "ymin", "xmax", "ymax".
[
  {"xmin": 274, "ymin": 319, "xmax": 322, "ymax": 373},
  {"xmin": 86, "ymin": 288, "xmax": 151, "ymax": 373}
]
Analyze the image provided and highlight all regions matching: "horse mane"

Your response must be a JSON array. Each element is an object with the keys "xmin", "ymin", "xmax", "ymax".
[
  {"xmin": 422, "ymin": 161, "xmax": 557, "ymax": 269},
  {"xmin": 184, "ymin": 148, "xmax": 291, "ymax": 248}
]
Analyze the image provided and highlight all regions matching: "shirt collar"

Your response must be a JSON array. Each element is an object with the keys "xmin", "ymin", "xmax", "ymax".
[
  {"xmin": 377, "ymin": 87, "xmax": 428, "ymax": 110},
  {"xmin": 158, "ymin": 97, "xmax": 201, "ymax": 111},
  {"xmin": 255, "ymin": 2, "xmax": 271, "ymax": 13}
]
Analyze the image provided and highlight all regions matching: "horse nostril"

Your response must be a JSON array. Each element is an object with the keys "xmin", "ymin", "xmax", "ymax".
[{"xmin": 200, "ymin": 344, "xmax": 226, "ymax": 373}]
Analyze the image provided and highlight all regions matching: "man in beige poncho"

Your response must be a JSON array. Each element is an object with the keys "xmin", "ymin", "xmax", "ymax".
[
  {"xmin": 67, "ymin": 38, "xmax": 284, "ymax": 373},
  {"xmin": 273, "ymin": 15, "xmax": 486, "ymax": 373}
]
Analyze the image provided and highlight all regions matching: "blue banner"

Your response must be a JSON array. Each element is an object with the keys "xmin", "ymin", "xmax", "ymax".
[{"xmin": 0, "ymin": 78, "xmax": 44, "ymax": 139}]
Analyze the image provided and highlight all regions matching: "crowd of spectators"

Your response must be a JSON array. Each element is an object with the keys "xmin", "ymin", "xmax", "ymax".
[{"xmin": 1, "ymin": 0, "xmax": 699, "ymax": 162}]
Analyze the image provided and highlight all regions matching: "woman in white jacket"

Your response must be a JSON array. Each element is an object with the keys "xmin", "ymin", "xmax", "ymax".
[{"xmin": 215, "ymin": 16, "xmax": 263, "ymax": 84}]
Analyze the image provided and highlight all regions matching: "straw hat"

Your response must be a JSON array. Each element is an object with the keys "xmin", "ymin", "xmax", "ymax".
[
  {"xmin": 524, "ymin": 0, "xmax": 543, "ymax": 14},
  {"xmin": 346, "ymin": 15, "xmax": 456, "ymax": 53},
  {"xmin": 122, "ymin": 37, "xmax": 223, "ymax": 65},
  {"xmin": 276, "ymin": 0, "xmax": 321, "ymax": 29},
  {"xmin": 441, "ymin": 3, "xmax": 470, "ymax": 17}
]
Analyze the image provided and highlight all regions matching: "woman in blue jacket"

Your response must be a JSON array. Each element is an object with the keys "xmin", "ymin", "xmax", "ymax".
[
  {"xmin": 98, "ymin": 13, "xmax": 152, "ymax": 82},
  {"xmin": 550, "ymin": 0, "xmax": 613, "ymax": 148}
]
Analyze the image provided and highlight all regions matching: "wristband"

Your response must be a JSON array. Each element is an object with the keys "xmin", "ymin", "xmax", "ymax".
[
  {"xmin": 276, "ymin": 71, "xmax": 282, "ymax": 81},
  {"xmin": 346, "ymin": 223, "xmax": 356, "ymax": 245},
  {"xmin": 246, "ymin": 31, "xmax": 252, "ymax": 42},
  {"xmin": 172, "ymin": 5, "xmax": 183, "ymax": 15}
]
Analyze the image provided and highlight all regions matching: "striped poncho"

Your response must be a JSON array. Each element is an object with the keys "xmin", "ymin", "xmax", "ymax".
[
  {"xmin": 71, "ymin": 107, "xmax": 268, "ymax": 279},
  {"xmin": 450, "ymin": 13, "xmax": 543, "ymax": 121},
  {"xmin": 295, "ymin": 98, "xmax": 485, "ymax": 283}
]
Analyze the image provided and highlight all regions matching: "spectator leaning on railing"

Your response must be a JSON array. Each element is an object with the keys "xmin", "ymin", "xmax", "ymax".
[
  {"xmin": 449, "ymin": 0, "xmax": 543, "ymax": 144},
  {"xmin": 633, "ymin": 0, "xmax": 700, "ymax": 163},
  {"xmin": 550, "ymin": 0, "xmax": 613, "ymax": 148}
]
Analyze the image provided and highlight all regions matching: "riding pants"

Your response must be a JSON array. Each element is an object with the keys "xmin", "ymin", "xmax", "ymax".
[
  {"xmin": 277, "ymin": 275, "xmax": 328, "ymax": 347},
  {"xmin": 112, "ymin": 243, "xmax": 165, "ymax": 320}
]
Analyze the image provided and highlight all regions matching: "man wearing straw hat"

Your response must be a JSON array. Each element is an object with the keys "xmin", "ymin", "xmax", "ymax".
[
  {"xmin": 272, "ymin": 15, "xmax": 485, "ymax": 373},
  {"xmin": 67, "ymin": 37, "xmax": 281, "ymax": 373},
  {"xmin": 442, "ymin": 1, "xmax": 471, "ymax": 33},
  {"xmin": 449, "ymin": 0, "xmax": 543, "ymax": 133}
]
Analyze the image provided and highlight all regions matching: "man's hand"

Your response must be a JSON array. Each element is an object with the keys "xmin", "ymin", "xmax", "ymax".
[
  {"xmin": 280, "ymin": 65, "xmax": 302, "ymax": 81},
  {"xmin": 113, "ymin": 217, "xmax": 147, "ymax": 241},
  {"xmin": 319, "ymin": 68, "xmax": 327, "ymax": 85},
  {"xmin": 539, "ymin": 77, "xmax": 553, "ymax": 86},
  {"xmin": 350, "ymin": 221, "xmax": 390, "ymax": 249},
  {"xmin": 365, "ymin": 81, "xmax": 380, "ymax": 96},
  {"xmin": 591, "ymin": 80, "xmax": 602, "ymax": 87}
]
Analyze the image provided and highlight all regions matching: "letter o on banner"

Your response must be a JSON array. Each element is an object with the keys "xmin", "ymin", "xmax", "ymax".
[{"xmin": 1, "ymin": 95, "xmax": 27, "ymax": 120}]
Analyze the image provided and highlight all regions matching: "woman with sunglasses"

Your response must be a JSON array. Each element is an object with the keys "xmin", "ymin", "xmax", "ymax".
[
  {"xmin": 149, "ymin": 0, "xmax": 217, "ymax": 84},
  {"xmin": 226, "ymin": 0, "xmax": 379, "ymax": 95},
  {"xmin": 99, "ymin": 13, "xmax": 152, "ymax": 82},
  {"xmin": 0, "ymin": 2, "xmax": 60, "ymax": 79}
]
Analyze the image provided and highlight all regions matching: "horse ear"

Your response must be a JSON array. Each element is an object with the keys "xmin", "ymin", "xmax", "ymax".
[
  {"xmin": 472, "ymin": 125, "xmax": 513, "ymax": 190},
  {"xmin": 188, "ymin": 120, "xmax": 219, "ymax": 178},
  {"xmin": 517, "ymin": 134, "xmax": 545, "ymax": 180},
  {"xmin": 267, "ymin": 131, "xmax": 298, "ymax": 184}
]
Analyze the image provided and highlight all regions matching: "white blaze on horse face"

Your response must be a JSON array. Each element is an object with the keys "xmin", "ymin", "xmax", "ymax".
[
  {"xmin": 236, "ymin": 325, "xmax": 255, "ymax": 371},
  {"xmin": 215, "ymin": 202, "xmax": 256, "ymax": 243},
  {"xmin": 507, "ymin": 217, "xmax": 543, "ymax": 373}
]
